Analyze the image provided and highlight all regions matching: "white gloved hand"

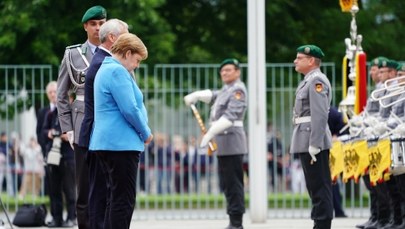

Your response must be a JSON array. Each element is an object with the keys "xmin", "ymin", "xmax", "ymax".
[
  {"xmin": 350, "ymin": 116, "xmax": 363, "ymax": 127},
  {"xmin": 387, "ymin": 118, "xmax": 398, "ymax": 129},
  {"xmin": 184, "ymin": 90, "xmax": 213, "ymax": 106},
  {"xmin": 373, "ymin": 122, "xmax": 388, "ymax": 136},
  {"xmin": 363, "ymin": 127, "xmax": 374, "ymax": 138},
  {"xmin": 363, "ymin": 116, "xmax": 379, "ymax": 127},
  {"xmin": 308, "ymin": 145, "xmax": 320, "ymax": 163},
  {"xmin": 67, "ymin": 131, "xmax": 74, "ymax": 149},
  {"xmin": 200, "ymin": 117, "xmax": 233, "ymax": 147},
  {"xmin": 349, "ymin": 126, "xmax": 361, "ymax": 137}
]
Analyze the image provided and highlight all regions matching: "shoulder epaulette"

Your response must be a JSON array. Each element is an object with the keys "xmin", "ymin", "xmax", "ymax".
[{"xmin": 66, "ymin": 44, "xmax": 82, "ymax": 49}]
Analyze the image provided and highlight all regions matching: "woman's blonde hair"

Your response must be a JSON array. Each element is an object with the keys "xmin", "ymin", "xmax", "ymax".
[{"xmin": 111, "ymin": 33, "xmax": 148, "ymax": 60}]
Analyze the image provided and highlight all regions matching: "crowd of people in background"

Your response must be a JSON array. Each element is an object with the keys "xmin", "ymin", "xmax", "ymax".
[
  {"xmin": 0, "ymin": 121, "xmax": 319, "ymax": 196},
  {"xmin": 0, "ymin": 125, "xmax": 317, "ymax": 197}
]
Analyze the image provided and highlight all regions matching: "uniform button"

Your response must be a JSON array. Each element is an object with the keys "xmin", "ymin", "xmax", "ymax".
[
  {"xmin": 75, "ymin": 108, "xmax": 78, "ymax": 111},
  {"xmin": 306, "ymin": 127, "xmax": 310, "ymax": 131}
]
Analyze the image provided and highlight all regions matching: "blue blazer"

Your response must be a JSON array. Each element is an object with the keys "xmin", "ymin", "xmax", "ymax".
[
  {"xmin": 78, "ymin": 48, "xmax": 111, "ymax": 148},
  {"xmin": 89, "ymin": 57, "xmax": 151, "ymax": 151}
]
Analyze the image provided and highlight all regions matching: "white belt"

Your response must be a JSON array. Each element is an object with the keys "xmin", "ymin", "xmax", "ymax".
[
  {"xmin": 76, "ymin": 95, "xmax": 84, "ymax": 101},
  {"xmin": 293, "ymin": 116, "xmax": 311, "ymax": 124},
  {"xmin": 233, "ymin": 121, "xmax": 244, "ymax": 127}
]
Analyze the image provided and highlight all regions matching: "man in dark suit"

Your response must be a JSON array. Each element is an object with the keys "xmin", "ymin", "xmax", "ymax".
[
  {"xmin": 36, "ymin": 82, "xmax": 57, "ymax": 157},
  {"xmin": 78, "ymin": 19, "xmax": 128, "ymax": 229},
  {"xmin": 36, "ymin": 81, "xmax": 57, "ymax": 197},
  {"xmin": 42, "ymin": 103, "xmax": 76, "ymax": 227},
  {"xmin": 56, "ymin": 6, "xmax": 107, "ymax": 228}
]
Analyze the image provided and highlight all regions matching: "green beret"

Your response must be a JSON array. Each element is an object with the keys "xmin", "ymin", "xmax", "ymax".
[
  {"xmin": 219, "ymin": 58, "xmax": 240, "ymax": 70},
  {"xmin": 387, "ymin": 60, "xmax": 399, "ymax": 70},
  {"xmin": 375, "ymin": 57, "xmax": 389, "ymax": 68},
  {"xmin": 296, "ymin": 44, "xmax": 325, "ymax": 59},
  {"xmin": 81, "ymin": 5, "xmax": 107, "ymax": 23},
  {"xmin": 371, "ymin": 56, "xmax": 386, "ymax": 66},
  {"xmin": 397, "ymin": 62, "xmax": 405, "ymax": 72},
  {"xmin": 380, "ymin": 59, "xmax": 398, "ymax": 69}
]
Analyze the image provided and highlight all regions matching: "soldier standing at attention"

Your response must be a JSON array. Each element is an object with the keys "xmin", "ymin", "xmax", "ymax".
[
  {"xmin": 291, "ymin": 45, "xmax": 333, "ymax": 229},
  {"xmin": 56, "ymin": 5, "xmax": 107, "ymax": 229},
  {"xmin": 184, "ymin": 58, "xmax": 247, "ymax": 229}
]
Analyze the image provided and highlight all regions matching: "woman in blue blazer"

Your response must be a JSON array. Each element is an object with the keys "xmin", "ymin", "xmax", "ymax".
[{"xmin": 89, "ymin": 33, "xmax": 153, "ymax": 229}]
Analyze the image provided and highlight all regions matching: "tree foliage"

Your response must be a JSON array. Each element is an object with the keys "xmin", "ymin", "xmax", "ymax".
[{"xmin": 0, "ymin": 0, "xmax": 404, "ymax": 67}]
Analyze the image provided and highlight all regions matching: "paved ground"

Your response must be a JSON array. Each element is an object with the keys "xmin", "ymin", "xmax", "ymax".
[
  {"xmin": 131, "ymin": 217, "xmax": 365, "ymax": 229},
  {"xmin": 0, "ymin": 212, "xmax": 367, "ymax": 229}
]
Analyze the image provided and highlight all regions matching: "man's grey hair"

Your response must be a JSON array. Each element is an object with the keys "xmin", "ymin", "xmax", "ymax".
[
  {"xmin": 46, "ymin": 81, "xmax": 57, "ymax": 93},
  {"xmin": 99, "ymin": 19, "xmax": 129, "ymax": 43}
]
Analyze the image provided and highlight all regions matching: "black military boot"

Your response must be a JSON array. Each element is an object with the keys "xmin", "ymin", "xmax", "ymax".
[
  {"xmin": 225, "ymin": 214, "xmax": 243, "ymax": 229},
  {"xmin": 380, "ymin": 217, "xmax": 403, "ymax": 229},
  {"xmin": 313, "ymin": 219, "xmax": 331, "ymax": 229},
  {"xmin": 364, "ymin": 217, "xmax": 390, "ymax": 229},
  {"xmin": 355, "ymin": 217, "xmax": 377, "ymax": 229}
]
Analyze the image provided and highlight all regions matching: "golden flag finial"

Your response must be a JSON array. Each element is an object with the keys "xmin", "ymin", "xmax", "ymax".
[{"xmin": 340, "ymin": 0, "xmax": 358, "ymax": 13}]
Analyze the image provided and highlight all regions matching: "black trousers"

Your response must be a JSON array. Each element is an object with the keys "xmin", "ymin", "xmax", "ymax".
[
  {"xmin": 217, "ymin": 154, "xmax": 245, "ymax": 216},
  {"xmin": 374, "ymin": 182, "xmax": 391, "ymax": 221},
  {"xmin": 74, "ymin": 144, "xmax": 90, "ymax": 229},
  {"xmin": 385, "ymin": 175, "xmax": 402, "ymax": 223},
  {"xmin": 96, "ymin": 151, "xmax": 140, "ymax": 229},
  {"xmin": 332, "ymin": 182, "xmax": 345, "ymax": 216},
  {"xmin": 88, "ymin": 152, "xmax": 108, "ymax": 229},
  {"xmin": 300, "ymin": 150, "xmax": 333, "ymax": 221},
  {"xmin": 47, "ymin": 159, "xmax": 76, "ymax": 223},
  {"xmin": 362, "ymin": 174, "xmax": 378, "ymax": 221},
  {"xmin": 394, "ymin": 174, "xmax": 405, "ymax": 219}
]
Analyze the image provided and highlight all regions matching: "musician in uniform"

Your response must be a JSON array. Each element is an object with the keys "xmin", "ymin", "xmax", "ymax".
[
  {"xmin": 367, "ymin": 59, "xmax": 404, "ymax": 229},
  {"xmin": 355, "ymin": 56, "xmax": 387, "ymax": 229},
  {"xmin": 56, "ymin": 5, "xmax": 107, "ymax": 229},
  {"xmin": 290, "ymin": 45, "xmax": 333, "ymax": 229},
  {"xmin": 184, "ymin": 58, "xmax": 247, "ymax": 229}
]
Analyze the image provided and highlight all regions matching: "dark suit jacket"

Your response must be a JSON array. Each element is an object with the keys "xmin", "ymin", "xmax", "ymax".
[
  {"xmin": 328, "ymin": 106, "xmax": 346, "ymax": 136},
  {"xmin": 42, "ymin": 108, "xmax": 74, "ymax": 160},
  {"xmin": 78, "ymin": 48, "xmax": 111, "ymax": 147},
  {"xmin": 36, "ymin": 105, "xmax": 51, "ymax": 156}
]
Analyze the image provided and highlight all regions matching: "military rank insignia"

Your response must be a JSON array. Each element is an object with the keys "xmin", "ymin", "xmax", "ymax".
[
  {"xmin": 315, "ymin": 83, "xmax": 323, "ymax": 92},
  {"xmin": 234, "ymin": 91, "xmax": 243, "ymax": 100}
]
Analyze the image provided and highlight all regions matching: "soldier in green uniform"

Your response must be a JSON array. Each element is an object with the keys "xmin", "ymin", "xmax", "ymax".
[{"xmin": 56, "ymin": 5, "xmax": 107, "ymax": 229}]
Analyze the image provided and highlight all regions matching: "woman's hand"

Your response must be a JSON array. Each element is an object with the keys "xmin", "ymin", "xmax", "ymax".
[{"xmin": 145, "ymin": 134, "xmax": 153, "ymax": 145}]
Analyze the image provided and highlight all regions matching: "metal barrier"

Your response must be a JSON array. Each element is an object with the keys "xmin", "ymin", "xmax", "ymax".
[{"xmin": 0, "ymin": 63, "xmax": 369, "ymax": 220}]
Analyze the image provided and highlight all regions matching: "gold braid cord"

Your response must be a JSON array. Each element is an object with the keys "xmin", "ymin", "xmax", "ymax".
[{"xmin": 190, "ymin": 104, "xmax": 217, "ymax": 156}]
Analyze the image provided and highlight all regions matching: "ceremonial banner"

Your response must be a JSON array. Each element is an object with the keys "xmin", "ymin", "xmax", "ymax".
[
  {"xmin": 342, "ymin": 140, "xmax": 367, "ymax": 183},
  {"xmin": 330, "ymin": 141, "xmax": 344, "ymax": 182},
  {"xmin": 353, "ymin": 140, "xmax": 368, "ymax": 182},
  {"xmin": 369, "ymin": 139, "xmax": 391, "ymax": 186},
  {"xmin": 342, "ymin": 141, "xmax": 356, "ymax": 183}
]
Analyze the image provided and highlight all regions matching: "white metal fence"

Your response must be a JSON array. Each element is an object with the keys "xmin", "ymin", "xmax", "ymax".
[{"xmin": 0, "ymin": 63, "xmax": 369, "ymax": 219}]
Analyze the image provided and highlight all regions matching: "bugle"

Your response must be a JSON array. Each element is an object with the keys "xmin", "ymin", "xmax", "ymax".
[
  {"xmin": 371, "ymin": 84, "xmax": 404, "ymax": 101},
  {"xmin": 380, "ymin": 91, "xmax": 405, "ymax": 108},
  {"xmin": 384, "ymin": 75, "xmax": 405, "ymax": 88},
  {"xmin": 371, "ymin": 75, "xmax": 405, "ymax": 101}
]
